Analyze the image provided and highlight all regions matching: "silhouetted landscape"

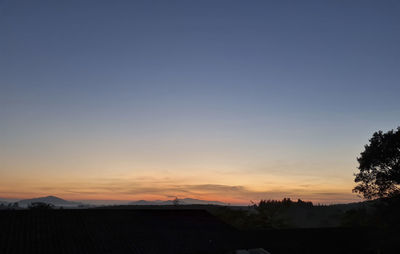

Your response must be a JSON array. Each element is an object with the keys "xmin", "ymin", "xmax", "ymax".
[
  {"xmin": 1, "ymin": 195, "xmax": 400, "ymax": 253},
  {"xmin": 3, "ymin": 125, "xmax": 400, "ymax": 254},
  {"xmin": 0, "ymin": 195, "xmax": 388, "ymax": 228}
]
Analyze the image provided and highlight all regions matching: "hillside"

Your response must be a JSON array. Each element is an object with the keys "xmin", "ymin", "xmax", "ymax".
[
  {"xmin": 18, "ymin": 196, "xmax": 81, "ymax": 207},
  {"xmin": 128, "ymin": 198, "xmax": 226, "ymax": 206}
]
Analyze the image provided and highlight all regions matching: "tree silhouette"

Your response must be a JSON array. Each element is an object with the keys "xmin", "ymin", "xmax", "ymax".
[
  {"xmin": 28, "ymin": 202, "xmax": 54, "ymax": 210},
  {"xmin": 250, "ymin": 198, "xmax": 295, "ymax": 229},
  {"xmin": 353, "ymin": 127, "xmax": 400, "ymax": 199},
  {"xmin": 173, "ymin": 197, "xmax": 180, "ymax": 206}
]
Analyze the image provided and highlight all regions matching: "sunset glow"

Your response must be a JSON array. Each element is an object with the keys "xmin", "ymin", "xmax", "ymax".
[{"xmin": 1, "ymin": 1, "xmax": 399, "ymax": 205}]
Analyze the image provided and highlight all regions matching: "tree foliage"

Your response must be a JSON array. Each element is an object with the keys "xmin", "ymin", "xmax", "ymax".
[
  {"xmin": 28, "ymin": 202, "xmax": 54, "ymax": 210},
  {"xmin": 353, "ymin": 127, "xmax": 400, "ymax": 199}
]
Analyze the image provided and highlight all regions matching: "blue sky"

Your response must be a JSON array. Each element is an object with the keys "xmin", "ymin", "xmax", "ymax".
[{"xmin": 1, "ymin": 0, "xmax": 399, "ymax": 203}]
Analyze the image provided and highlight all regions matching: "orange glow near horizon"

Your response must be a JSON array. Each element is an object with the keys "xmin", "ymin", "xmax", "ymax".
[
  {"xmin": 0, "ymin": 170, "xmax": 361, "ymax": 205},
  {"xmin": 0, "ymin": 121, "xmax": 364, "ymax": 205}
]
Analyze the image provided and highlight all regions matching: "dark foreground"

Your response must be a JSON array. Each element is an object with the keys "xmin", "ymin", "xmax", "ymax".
[{"xmin": 0, "ymin": 209, "xmax": 398, "ymax": 254}]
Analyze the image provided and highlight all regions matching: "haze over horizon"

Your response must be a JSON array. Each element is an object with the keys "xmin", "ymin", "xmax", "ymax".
[{"xmin": 1, "ymin": 1, "xmax": 400, "ymax": 205}]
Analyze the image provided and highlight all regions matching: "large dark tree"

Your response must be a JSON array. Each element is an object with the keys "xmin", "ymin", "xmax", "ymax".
[{"xmin": 353, "ymin": 127, "xmax": 400, "ymax": 199}]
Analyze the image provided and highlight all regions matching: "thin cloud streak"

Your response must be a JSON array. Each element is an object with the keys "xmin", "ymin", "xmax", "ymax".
[{"xmin": 0, "ymin": 177, "xmax": 361, "ymax": 205}]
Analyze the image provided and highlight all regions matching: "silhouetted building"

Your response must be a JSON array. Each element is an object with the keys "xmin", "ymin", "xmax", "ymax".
[{"xmin": 0, "ymin": 209, "xmax": 239, "ymax": 254}]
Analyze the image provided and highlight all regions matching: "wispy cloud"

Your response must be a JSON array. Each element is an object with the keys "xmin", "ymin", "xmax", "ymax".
[
  {"xmin": 1, "ymin": 176, "xmax": 359, "ymax": 205},
  {"xmin": 0, "ymin": 169, "xmax": 362, "ymax": 205}
]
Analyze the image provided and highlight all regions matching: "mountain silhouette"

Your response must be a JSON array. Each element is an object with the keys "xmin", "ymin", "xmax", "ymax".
[
  {"xmin": 128, "ymin": 198, "xmax": 226, "ymax": 206},
  {"xmin": 18, "ymin": 196, "xmax": 81, "ymax": 207},
  {"xmin": 15, "ymin": 196, "xmax": 226, "ymax": 207}
]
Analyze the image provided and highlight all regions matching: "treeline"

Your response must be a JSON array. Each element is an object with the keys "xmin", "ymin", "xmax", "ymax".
[
  {"xmin": 210, "ymin": 196, "xmax": 400, "ymax": 229},
  {"xmin": 0, "ymin": 202, "xmax": 19, "ymax": 210},
  {"xmin": 0, "ymin": 202, "xmax": 56, "ymax": 210},
  {"xmin": 256, "ymin": 198, "xmax": 313, "ymax": 209},
  {"xmin": 210, "ymin": 198, "xmax": 317, "ymax": 229},
  {"xmin": 341, "ymin": 195, "xmax": 400, "ymax": 228}
]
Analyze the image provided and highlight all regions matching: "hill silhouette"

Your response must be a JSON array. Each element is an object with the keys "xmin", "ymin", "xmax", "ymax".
[
  {"xmin": 18, "ymin": 196, "xmax": 81, "ymax": 207},
  {"xmin": 128, "ymin": 198, "xmax": 226, "ymax": 206},
  {"xmin": 15, "ymin": 195, "xmax": 227, "ymax": 207}
]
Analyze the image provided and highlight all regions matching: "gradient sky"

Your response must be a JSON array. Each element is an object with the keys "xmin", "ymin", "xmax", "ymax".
[{"xmin": 1, "ymin": 0, "xmax": 400, "ymax": 204}]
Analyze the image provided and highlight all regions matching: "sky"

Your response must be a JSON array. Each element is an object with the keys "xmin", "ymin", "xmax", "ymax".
[{"xmin": 1, "ymin": 0, "xmax": 399, "ymax": 204}]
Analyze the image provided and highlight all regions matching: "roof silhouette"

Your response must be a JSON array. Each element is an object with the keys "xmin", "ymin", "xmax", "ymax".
[{"xmin": 0, "ymin": 209, "xmax": 238, "ymax": 254}]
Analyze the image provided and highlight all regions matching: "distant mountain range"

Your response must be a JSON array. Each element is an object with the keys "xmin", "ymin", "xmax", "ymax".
[
  {"xmin": 18, "ymin": 196, "xmax": 82, "ymax": 207},
  {"xmin": 128, "ymin": 198, "xmax": 226, "ymax": 206},
  {"xmin": 0, "ymin": 195, "xmax": 372, "ymax": 209},
  {"xmin": 8, "ymin": 196, "xmax": 227, "ymax": 207}
]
